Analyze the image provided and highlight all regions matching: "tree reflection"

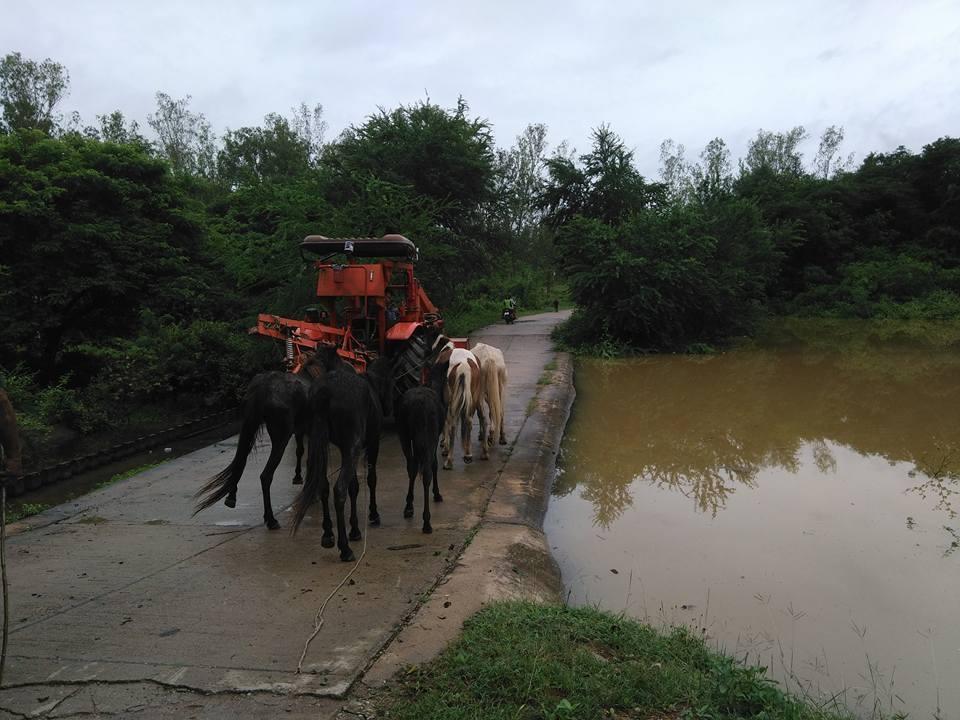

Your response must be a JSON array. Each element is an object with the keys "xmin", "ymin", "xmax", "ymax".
[{"xmin": 556, "ymin": 321, "xmax": 960, "ymax": 529}]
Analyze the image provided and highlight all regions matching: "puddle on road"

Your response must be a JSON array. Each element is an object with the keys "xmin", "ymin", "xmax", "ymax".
[{"xmin": 545, "ymin": 320, "xmax": 960, "ymax": 719}]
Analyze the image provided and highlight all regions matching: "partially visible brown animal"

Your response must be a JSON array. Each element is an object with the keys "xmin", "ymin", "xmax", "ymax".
[
  {"xmin": 432, "ymin": 336, "xmax": 481, "ymax": 469},
  {"xmin": 470, "ymin": 342, "xmax": 508, "ymax": 453},
  {"xmin": 193, "ymin": 352, "xmax": 328, "ymax": 530},
  {"xmin": 0, "ymin": 389, "xmax": 22, "ymax": 477}
]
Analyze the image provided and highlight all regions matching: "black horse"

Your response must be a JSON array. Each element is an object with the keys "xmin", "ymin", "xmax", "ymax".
[
  {"xmin": 193, "ymin": 353, "xmax": 327, "ymax": 529},
  {"xmin": 291, "ymin": 351, "xmax": 384, "ymax": 561},
  {"xmin": 397, "ymin": 359, "xmax": 449, "ymax": 533}
]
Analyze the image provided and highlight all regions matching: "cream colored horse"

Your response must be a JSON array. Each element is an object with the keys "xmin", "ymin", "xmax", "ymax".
[{"xmin": 470, "ymin": 342, "xmax": 508, "ymax": 454}]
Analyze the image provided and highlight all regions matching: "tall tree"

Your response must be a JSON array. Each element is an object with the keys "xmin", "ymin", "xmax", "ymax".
[
  {"xmin": 659, "ymin": 139, "xmax": 692, "ymax": 202},
  {"xmin": 325, "ymin": 97, "xmax": 495, "ymax": 231},
  {"xmin": 290, "ymin": 102, "xmax": 327, "ymax": 162},
  {"xmin": 0, "ymin": 131, "xmax": 211, "ymax": 377},
  {"xmin": 493, "ymin": 123, "xmax": 549, "ymax": 235},
  {"xmin": 740, "ymin": 126, "xmax": 808, "ymax": 177},
  {"xmin": 691, "ymin": 137, "xmax": 733, "ymax": 201},
  {"xmin": 813, "ymin": 125, "xmax": 852, "ymax": 179},
  {"xmin": 542, "ymin": 125, "xmax": 663, "ymax": 227},
  {"xmin": 217, "ymin": 113, "xmax": 311, "ymax": 187},
  {"xmin": 97, "ymin": 110, "xmax": 149, "ymax": 147},
  {"xmin": 148, "ymin": 92, "xmax": 217, "ymax": 177},
  {"xmin": 0, "ymin": 52, "xmax": 70, "ymax": 134}
]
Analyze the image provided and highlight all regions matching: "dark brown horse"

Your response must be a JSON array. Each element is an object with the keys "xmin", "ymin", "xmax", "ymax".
[
  {"xmin": 397, "ymin": 359, "xmax": 449, "ymax": 533},
  {"xmin": 290, "ymin": 351, "xmax": 384, "ymax": 561},
  {"xmin": 193, "ymin": 353, "xmax": 327, "ymax": 529}
]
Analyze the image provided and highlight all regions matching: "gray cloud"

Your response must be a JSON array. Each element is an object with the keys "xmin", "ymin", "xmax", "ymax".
[{"xmin": 2, "ymin": 0, "xmax": 958, "ymax": 176}]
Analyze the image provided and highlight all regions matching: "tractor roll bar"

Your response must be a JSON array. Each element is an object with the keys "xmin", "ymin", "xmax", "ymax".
[{"xmin": 300, "ymin": 234, "xmax": 418, "ymax": 261}]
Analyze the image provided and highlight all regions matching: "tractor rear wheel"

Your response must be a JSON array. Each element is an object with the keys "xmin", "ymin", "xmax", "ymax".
[{"xmin": 392, "ymin": 329, "xmax": 430, "ymax": 403}]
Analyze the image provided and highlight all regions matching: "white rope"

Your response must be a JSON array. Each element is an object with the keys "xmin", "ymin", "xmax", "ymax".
[{"xmin": 296, "ymin": 465, "xmax": 370, "ymax": 674}]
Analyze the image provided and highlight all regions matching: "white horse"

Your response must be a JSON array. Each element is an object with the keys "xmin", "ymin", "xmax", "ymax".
[
  {"xmin": 432, "ymin": 336, "xmax": 481, "ymax": 469},
  {"xmin": 470, "ymin": 342, "xmax": 508, "ymax": 454}
]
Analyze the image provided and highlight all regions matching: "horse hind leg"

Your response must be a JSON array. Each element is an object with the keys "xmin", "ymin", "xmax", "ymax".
[
  {"xmin": 460, "ymin": 407, "xmax": 474, "ymax": 464},
  {"xmin": 333, "ymin": 474, "xmax": 354, "ymax": 562},
  {"xmin": 293, "ymin": 429, "xmax": 305, "ymax": 485},
  {"xmin": 421, "ymin": 458, "xmax": 433, "ymax": 534},
  {"xmin": 348, "ymin": 464, "xmax": 362, "ymax": 542},
  {"xmin": 403, "ymin": 440, "xmax": 418, "ymax": 519},
  {"xmin": 431, "ymin": 449, "xmax": 442, "ymax": 502},
  {"xmin": 260, "ymin": 422, "xmax": 291, "ymax": 530}
]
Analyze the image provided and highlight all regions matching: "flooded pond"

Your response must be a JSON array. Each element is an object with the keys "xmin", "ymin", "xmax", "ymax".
[{"xmin": 544, "ymin": 321, "xmax": 960, "ymax": 719}]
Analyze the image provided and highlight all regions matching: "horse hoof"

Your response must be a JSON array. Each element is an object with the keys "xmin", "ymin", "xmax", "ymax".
[
  {"xmin": 266, "ymin": 519, "xmax": 281, "ymax": 530},
  {"xmin": 349, "ymin": 529, "xmax": 362, "ymax": 541},
  {"xmin": 224, "ymin": 497, "xmax": 236, "ymax": 509},
  {"xmin": 340, "ymin": 550, "xmax": 356, "ymax": 563},
  {"xmin": 422, "ymin": 525, "xmax": 433, "ymax": 534},
  {"xmin": 321, "ymin": 534, "xmax": 335, "ymax": 549},
  {"xmin": 441, "ymin": 448, "xmax": 449, "ymax": 457},
  {"xmin": 443, "ymin": 462, "xmax": 453, "ymax": 470},
  {"xmin": 403, "ymin": 507, "xmax": 414, "ymax": 519},
  {"xmin": 433, "ymin": 494, "xmax": 443, "ymax": 503},
  {"xmin": 463, "ymin": 455, "xmax": 473, "ymax": 464},
  {"xmin": 369, "ymin": 513, "xmax": 381, "ymax": 526},
  {"xmin": 292, "ymin": 476, "xmax": 303, "ymax": 485}
]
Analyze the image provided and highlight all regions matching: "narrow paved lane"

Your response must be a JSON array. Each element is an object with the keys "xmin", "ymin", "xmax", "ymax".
[{"xmin": 1, "ymin": 311, "xmax": 569, "ymax": 717}]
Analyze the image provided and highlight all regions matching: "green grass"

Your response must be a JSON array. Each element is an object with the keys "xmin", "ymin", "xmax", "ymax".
[
  {"xmin": 96, "ymin": 461, "xmax": 162, "ymax": 490},
  {"xmin": 379, "ymin": 602, "xmax": 855, "ymax": 720},
  {"xmin": 6, "ymin": 502, "xmax": 50, "ymax": 522}
]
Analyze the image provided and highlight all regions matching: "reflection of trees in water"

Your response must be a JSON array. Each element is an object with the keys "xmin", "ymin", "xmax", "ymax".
[
  {"xmin": 557, "ymin": 328, "xmax": 960, "ymax": 529},
  {"xmin": 907, "ymin": 443, "xmax": 960, "ymax": 519}
]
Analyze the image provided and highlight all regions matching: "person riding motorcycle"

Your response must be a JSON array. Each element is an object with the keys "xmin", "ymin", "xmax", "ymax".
[{"xmin": 501, "ymin": 297, "xmax": 517, "ymax": 324}]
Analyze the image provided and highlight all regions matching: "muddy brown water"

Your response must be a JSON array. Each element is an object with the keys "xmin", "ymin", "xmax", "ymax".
[{"xmin": 544, "ymin": 321, "xmax": 960, "ymax": 720}]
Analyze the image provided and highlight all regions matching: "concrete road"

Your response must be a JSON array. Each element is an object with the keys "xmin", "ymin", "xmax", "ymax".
[{"xmin": 0, "ymin": 311, "xmax": 570, "ymax": 719}]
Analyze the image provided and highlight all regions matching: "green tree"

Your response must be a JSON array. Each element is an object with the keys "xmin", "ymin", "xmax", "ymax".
[
  {"xmin": 148, "ymin": 92, "xmax": 217, "ymax": 177},
  {"xmin": 542, "ymin": 125, "xmax": 664, "ymax": 227},
  {"xmin": 0, "ymin": 52, "xmax": 70, "ymax": 134},
  {"xmin": 492, "ymin": 123, "xmax": 549, "ymax": 236},
  {"xmin": 740, "ymin": 126, "xmax": 808, "ymax": 177},
  {"xmin": 556, "ymin": 197, "xmax": 779, "ymax": 350},
  {"xmin": 217, "ymin": 113, "xmax": 311, "ymax": 187},
  {"xmin": 691, "ymin": 137, "xmax": 733, "ymax": 202},
  {"xmin": 97, "ymin": 110, "xmax": 149, "ymax": 147},
  {"xmin": 324, "ymin": 97, "xmax": 495, "ymax": 232},
  {"xmin": 0, "ymin": 130, "xmax": 213, "ymax": 378}
]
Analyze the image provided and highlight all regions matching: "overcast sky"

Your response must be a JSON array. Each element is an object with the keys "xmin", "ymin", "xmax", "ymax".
[{"xmin": 4, "ymin": 0, "xmax": 959, "ymax": 176}]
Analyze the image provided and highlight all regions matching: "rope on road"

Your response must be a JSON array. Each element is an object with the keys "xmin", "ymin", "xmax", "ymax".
[{"xmin": 296, "ymin": 465, "xmax": 370, "ymax": 674}]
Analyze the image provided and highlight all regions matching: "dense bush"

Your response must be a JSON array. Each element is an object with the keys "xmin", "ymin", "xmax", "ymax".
[{"xmin": 550, "ymin": 129, "xmax": 960, "ymax": 352}]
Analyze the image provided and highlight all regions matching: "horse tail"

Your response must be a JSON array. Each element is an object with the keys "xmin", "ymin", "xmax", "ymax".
[
  {"xmin": 482, "ymin": 357, "xmax": 503, "ymax": 442},
  {"xmin": 193, "ymin": 408, "xmax": 261, "ymax": 514},
  {"xmin": 291, "ymin": 384, "xmax": 332, "ymax": 533},
  {"xmin": 457, "ymin": 368, "xmax": 472, "ymax": 437}
]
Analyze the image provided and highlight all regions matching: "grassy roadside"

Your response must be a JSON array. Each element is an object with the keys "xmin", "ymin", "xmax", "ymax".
[{"xmin": 377, "ymin": 602, "xmax": 855, "ymax": 720}]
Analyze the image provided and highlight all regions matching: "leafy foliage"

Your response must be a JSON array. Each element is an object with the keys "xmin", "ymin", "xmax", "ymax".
[
  {"xmin": 0, "ymin": 130, "xmax": 220, "ymax": 379},
  {"xmin": 0, "ymin": 52, "xmax": 70, "ymax": 134}
]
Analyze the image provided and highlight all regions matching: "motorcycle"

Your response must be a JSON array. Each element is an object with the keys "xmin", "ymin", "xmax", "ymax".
[{"xmin": 502, "ymin": 307, "xmax": 516, "ymax": 324}]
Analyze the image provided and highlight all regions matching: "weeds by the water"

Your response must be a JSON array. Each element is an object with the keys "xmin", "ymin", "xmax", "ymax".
[
  {"xmin": 7, "ymin": 502, "xmax": 49, "ymax": 522},
  {"xmin": 96, "ymin": 461, "xmax": 162, "ymax": 490},
  {"xmin": 380, "ymin": 601, "xmax": 854, "ymax": 720}
]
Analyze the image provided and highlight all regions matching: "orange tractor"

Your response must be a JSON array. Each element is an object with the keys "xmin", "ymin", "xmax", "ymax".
[{"xmin": 252, "ymin": 234, "xmax": 455, "ymax": 401}]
